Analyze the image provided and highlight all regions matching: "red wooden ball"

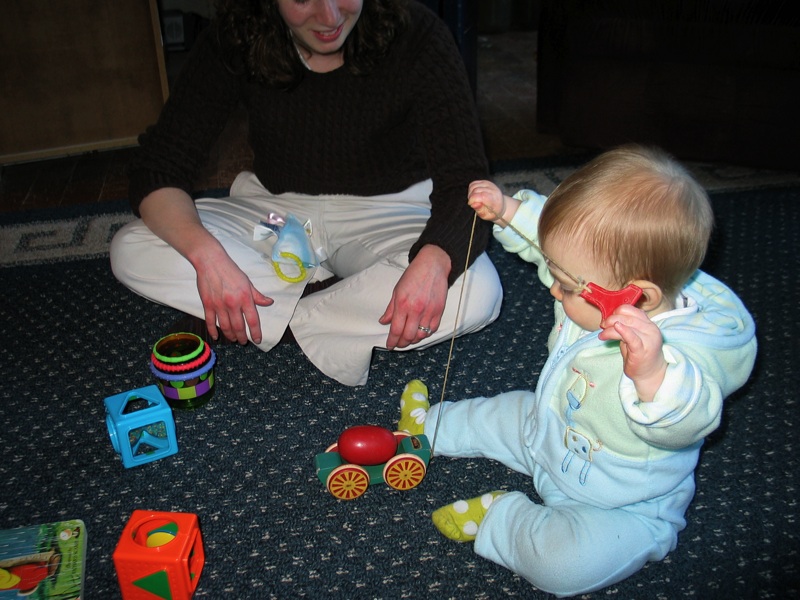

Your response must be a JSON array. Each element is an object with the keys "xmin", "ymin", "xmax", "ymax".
[{"xmin": 337, "ymin": 425, "xmax": 398, "ymax": 466}]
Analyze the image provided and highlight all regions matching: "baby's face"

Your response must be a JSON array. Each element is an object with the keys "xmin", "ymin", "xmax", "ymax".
[{"xmin": 542, "ymin": 236, "xmax": 616, "ymax": 331}]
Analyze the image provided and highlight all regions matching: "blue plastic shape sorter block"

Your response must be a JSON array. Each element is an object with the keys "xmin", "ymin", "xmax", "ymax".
[{"xmin": 104, "ymin": 385, "xmax": 178, "ymax": 468}]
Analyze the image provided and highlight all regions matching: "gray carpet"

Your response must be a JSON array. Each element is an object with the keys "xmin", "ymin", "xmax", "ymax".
[{"xmin": 1, "ymin": 161, "xmax": 798, "ymax": 598}]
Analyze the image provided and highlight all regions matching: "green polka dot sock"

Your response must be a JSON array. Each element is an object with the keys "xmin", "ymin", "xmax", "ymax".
[
  {"xmin": 432, "ymin": 491, "xmax": 506, "ymax": 542},
  {"xmin": 398, "ymin": 379, "xmax": 429, "ymax": 435}
]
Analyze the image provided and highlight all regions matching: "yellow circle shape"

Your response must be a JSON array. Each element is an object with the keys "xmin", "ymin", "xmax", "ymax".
[{"xmin": 146, "ymin": 530, "xmax": 176, "ymax": 547}]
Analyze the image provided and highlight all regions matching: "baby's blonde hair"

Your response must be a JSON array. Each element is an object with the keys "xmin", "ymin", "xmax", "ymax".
[{"xmin": 539, "ymin": 145, "xmax": 713, "ymax": 298}]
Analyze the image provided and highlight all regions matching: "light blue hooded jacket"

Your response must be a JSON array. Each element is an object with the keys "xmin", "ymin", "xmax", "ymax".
[{"xmin": 494, "ymin": 190, "xmax": 757, "ymax": 512}]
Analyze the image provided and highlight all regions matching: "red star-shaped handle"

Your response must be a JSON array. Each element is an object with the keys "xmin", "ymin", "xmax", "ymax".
[{"xmin": 580, "ymin": 282, "xmax": 643, "ymax": 321}]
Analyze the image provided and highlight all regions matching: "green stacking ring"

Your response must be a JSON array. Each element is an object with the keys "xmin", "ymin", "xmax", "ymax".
[{"xmin": 152, "ymin": 332, "xmax": 205, "ymax": 364}]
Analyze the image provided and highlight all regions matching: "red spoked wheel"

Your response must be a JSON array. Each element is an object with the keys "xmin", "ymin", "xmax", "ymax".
[
  {"xmin": 383, "ymin": 453, "xmax": 427, "ymax": 491},
  {"xmin": 327, "ymin": 465, "xmax": 370, "ymax": 500}
]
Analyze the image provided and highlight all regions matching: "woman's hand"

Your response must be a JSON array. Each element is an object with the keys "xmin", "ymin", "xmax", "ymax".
[
  {"xmin": 139, "ymin": 188, "xmax": 273, "ymax": 344},
  {"xmin": 192, "ymin": 243, "xmax": 273, "ymax": 344},
  {"xmin": 598, "ymin": 304, "xmax": 668, "ymax": 402},
  {"xmin": 379, "ymin": 244, "xmax": 451, "ymax": 349}
]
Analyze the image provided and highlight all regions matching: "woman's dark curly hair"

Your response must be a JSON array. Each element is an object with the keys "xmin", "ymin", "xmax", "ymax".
[{"xmin": 215, "ymin": 0, "xmax": 411, "ymax": 88}]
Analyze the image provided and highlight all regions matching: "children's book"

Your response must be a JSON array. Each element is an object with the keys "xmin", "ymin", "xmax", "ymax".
[{"xmin": 0, "ymin": 520, "xmax": 86, "ymax": 599}]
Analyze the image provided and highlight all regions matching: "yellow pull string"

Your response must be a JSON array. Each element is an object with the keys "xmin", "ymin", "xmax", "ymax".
[
  {"xmin": 483, "ymin": 205, "xmax": 587, "ymax": 290},
  {"xmin": 429, "ymin": 211, "xmax": 479, "ymax": 457}
]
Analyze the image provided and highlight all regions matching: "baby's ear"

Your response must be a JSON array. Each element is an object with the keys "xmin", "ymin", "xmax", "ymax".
[{"xmin": 630, "ymin": 279, "xmax": 664, "ymax": 312}]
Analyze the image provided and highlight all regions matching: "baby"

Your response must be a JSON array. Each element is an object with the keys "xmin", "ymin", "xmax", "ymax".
[{"xmin": 399, "ymin": 145, "xmax": 757, "ymax": 596}]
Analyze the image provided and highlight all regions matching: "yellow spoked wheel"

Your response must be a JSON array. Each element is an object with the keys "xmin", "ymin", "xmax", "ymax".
[
  {"xmin": 383, "ymin": 453, "xmax": 427, "ymax": 491},
  {"xmin": 327, "ymin": 465, "xmax": 370, "ymax": 500}
]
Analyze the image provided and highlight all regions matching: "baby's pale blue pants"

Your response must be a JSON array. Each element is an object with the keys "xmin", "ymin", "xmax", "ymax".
[{"xmin": 426, "ymin": 392, "xmax": 688, "ymax": 597}]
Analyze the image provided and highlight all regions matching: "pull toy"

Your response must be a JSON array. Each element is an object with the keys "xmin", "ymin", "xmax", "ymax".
[{"xmin": 315, "ymin": 425, "xmax": 431, "ymax": 500}]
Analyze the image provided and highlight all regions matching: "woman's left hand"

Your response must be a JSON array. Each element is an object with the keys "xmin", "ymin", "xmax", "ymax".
[{"xmin": 379, "ymin": 244, "xmax": 451, "ymax": 349}]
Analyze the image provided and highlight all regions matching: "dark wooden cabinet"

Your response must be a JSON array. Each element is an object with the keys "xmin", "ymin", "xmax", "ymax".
[{"xmin": 0, "ymin": 0, "xmax": 168, "ymax": 164}]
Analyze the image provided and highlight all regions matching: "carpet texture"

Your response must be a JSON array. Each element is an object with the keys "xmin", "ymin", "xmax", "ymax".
[{"xmin": 1, "ymin": 160, "xmax": 798, "ymax": 598}]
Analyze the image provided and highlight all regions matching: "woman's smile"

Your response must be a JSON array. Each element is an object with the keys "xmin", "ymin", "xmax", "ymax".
[{"xmin": 314, "ymin": 22, "xmax": 345, "ymax": 43}]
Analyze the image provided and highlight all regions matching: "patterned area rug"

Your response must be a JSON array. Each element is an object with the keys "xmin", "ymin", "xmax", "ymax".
[{"xmin": 1, "ymin": 158, "xmax": 798, "ymax": 598}]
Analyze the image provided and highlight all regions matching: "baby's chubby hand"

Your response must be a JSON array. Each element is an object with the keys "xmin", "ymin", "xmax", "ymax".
[
  {"xmin": 468, "ymin": 180, "xmax": 506, "ymax": 223},
  {"xmin": 599, "ymin": 304, "xmax": 668, "ymax": 402}
]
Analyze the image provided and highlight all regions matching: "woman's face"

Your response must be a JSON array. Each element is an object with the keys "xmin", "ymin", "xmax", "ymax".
[{"xmin": 277, "ymin": 0, "xmax": 363, "ymax": 67}]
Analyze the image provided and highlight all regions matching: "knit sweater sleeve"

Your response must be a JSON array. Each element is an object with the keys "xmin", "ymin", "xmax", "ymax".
[
  {"xmin": 404, "ymin": 7, "xmax": 491, "ymax": 284},
  {"xmin": 128, "ymin": 24, "xmax": 242, "ymax": 215}
]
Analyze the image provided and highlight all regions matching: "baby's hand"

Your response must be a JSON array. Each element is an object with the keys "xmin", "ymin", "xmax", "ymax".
[
  {"xmin": 599, "ymin": 304, "xmax": 667, "ymax": 402},
  {"xmin": 468, "ymin": 180, "xmax": 506, "ymax": 223}
]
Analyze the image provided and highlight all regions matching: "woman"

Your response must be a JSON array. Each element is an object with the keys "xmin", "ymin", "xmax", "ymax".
[{"xmin": 111, "ymin": 0, "xmax": 502, "ymax": 386}]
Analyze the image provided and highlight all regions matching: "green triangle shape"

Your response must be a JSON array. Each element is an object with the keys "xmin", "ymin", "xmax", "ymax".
[{"xmin": 133, "ymin": 569, "xmax": 173, "ymax": 600}]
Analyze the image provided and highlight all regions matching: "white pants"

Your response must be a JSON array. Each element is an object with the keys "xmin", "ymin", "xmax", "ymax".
[{"xmin": 110, "ymin": 172, "xmax": 503, "ymax": 386}]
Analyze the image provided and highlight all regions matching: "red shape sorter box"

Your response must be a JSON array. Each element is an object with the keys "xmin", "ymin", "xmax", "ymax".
[{"xmin": 113, "ymin": 510, "xmax": 205, "ymax": 600}]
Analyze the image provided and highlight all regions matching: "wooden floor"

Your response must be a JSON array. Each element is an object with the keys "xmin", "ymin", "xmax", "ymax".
[{"xmin": 0, "ymin": 31, "xmax": 570, "ymax": 214}]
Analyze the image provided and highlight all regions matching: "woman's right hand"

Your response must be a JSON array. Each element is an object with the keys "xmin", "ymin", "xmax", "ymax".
[
  {"xmin": 191, "ymin": 239, "xmax": 272, "ymax": 344},
  {"xmin": 192, "ymin": 243, "xmax": 273, "ymax": 344},
  {"xmin": 139, "ymin": 188, "xmax": 273, "ymax": 344}
]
